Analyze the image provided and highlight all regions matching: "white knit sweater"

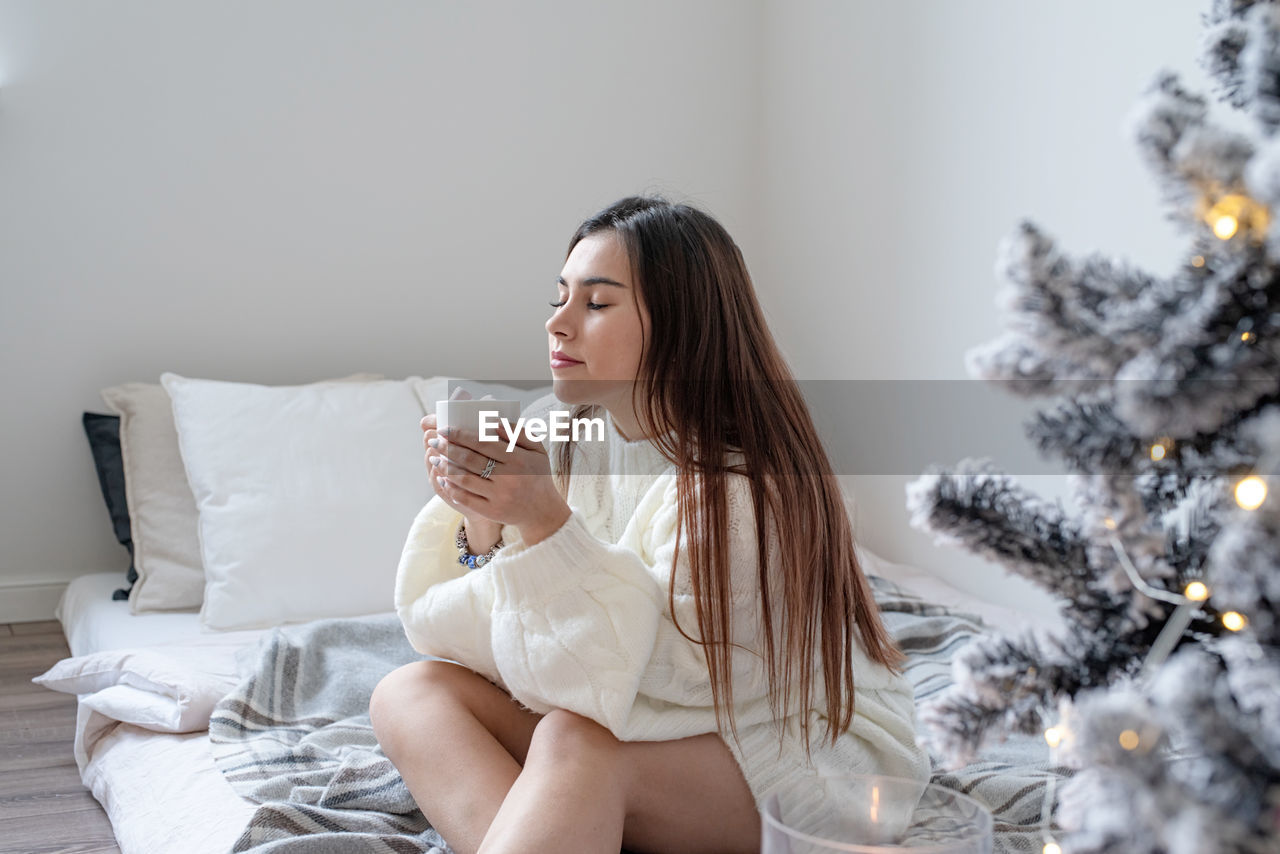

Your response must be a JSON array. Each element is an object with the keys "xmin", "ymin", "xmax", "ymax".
[{"xmin": 394, "ymin": 395, "xmax": 928, "ymax": 820}]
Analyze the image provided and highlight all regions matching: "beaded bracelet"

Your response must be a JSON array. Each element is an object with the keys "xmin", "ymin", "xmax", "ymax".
[{"xmin": 456, "ymin": 521, "xmax": 503, "ymax": 569}]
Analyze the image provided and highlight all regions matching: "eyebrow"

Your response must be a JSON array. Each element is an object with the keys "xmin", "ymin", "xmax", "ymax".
[{"xmin": 557, "ymin": 275, "xmax": 628, "ymax": 288}]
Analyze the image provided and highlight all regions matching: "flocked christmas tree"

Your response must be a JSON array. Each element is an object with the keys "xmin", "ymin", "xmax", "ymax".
[{"xmin": 904, "ymin": 1, "xmax": 1280, "ymax": 852}]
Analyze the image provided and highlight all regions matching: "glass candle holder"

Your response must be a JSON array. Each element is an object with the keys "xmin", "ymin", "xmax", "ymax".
[{"xmin": 761, "ymin": 775, "xmax": 993, "ymax": 853}]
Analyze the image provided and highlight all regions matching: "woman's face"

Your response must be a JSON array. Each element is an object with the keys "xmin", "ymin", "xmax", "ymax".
[{"xmin": 546, "ymin": 231, "xmax": 648, "ymax": 435}]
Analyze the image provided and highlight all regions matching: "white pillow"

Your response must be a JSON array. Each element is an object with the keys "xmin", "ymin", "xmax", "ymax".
[
  {"xmin": 33, "ymin": 648, "xmax": 237, "ymax": 733},
  {"xmin": 161, "ymin": 373, "xmax": 432, "ymax": 630},
  {"xmin": 100, "ymin": 373, "xmax": 383, "ymax": 614}
]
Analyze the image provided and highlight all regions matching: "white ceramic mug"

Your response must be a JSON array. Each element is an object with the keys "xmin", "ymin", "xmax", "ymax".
[{"xmin": 436, "ymin": 398, "xmax": 523, "ymax": 446}]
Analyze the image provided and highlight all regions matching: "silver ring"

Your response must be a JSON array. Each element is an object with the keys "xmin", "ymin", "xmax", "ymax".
[{"xmin": 480, "ymin": 457, "xmax": 496, "ymax": 480}]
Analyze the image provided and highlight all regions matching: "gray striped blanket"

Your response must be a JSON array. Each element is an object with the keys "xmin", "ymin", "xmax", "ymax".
[{"xmin": 208, "ymin": 578, "xmax": 1068, "ymax": 853}]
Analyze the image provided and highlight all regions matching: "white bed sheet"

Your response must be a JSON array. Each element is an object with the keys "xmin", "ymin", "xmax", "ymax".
[
  {"xmin": 81, "ymin": 721, "xmax": 257, "ymax": 854},
  {"xmin": 56, "ymin": 571, "xmax": 265, "ymax": 657},
  {"xmin": 55, "ymin": 573, "xmax": 269, "ymax": 854}
]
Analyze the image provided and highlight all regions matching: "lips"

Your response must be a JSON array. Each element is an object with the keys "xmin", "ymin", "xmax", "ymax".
[{"xmin": 551, "ymin": 351, "xmax": 583, "ymax": 367}]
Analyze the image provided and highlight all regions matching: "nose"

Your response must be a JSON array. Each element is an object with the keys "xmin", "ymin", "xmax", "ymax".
[{"xmin": 546, "ymin": 303, "xmax": 572, "ymax": 339}]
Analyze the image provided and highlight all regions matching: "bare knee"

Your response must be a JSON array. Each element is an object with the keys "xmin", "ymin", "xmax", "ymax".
[
  {"xmin": 526, "ymin": 709, "xmax": 621, "ymax": 769},
  {"xmin": 370, "ymin": 659, "xmax": 454, "ymax": 719},
  {"xmin": 370, "ymin": 659, "xmax": 469, "ymax": 753}
]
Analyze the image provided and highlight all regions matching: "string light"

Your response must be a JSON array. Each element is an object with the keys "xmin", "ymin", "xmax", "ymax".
[
  {"xmin": 1110, "ymin": 536, "xmax": 1188, "ymax": 606},
  {"xmin": 1214, "ymin": 214, "xmax": 1239, "ymax": 239},
  {"xmin": 1202, "ymin": 192, "xmax": 1270, "ymax": 241},
  {"xmin": 1235, "ymin": 475, "xmax": 1268, "ymax": 510},
  {"xmin": 1191, "ymin": 254, "xmax": 1206, "ymax": 267},
  {"xmin": 1241, "ymin": 330, "xmax": 1255, "ymax": 343},
  {"xmin": 1108, "ymin": 534, "xmax": 1201, "ymax": 674},
  {"xmin": 1149, "ymin": 437, "xmax": 1173, "ymax": 461},
  {"xmin": 1040, "ymin": 773, "xmax": 1060, "ymax": 854},
  {"xmin": 1119, "ymin": 729, "xmax": 1141, "ymax": 751},
  {"xmin": 1103, "ymin": 516, "xmax": 1117, "ymax": 530},
  {"xmin": 1184, "ymin": 581, "xmax": 1210, "ymax": 602},
  {"xmin": 1222, "ymin": 611, "xmax": 1248, "ymax": 632},
  {"xmin": 1044, "ymin": 726, "xmax": 1064, "ymax": 748}
]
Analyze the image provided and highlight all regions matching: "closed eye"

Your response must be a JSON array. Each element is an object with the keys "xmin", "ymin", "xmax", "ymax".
[{"xmin": 549, "ymin": 300, "xmax": 608, "ymax": 310}]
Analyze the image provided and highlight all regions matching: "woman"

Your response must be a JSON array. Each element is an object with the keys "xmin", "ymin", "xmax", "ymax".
[{"xmin": 370, "ymin": 196, "xmax": 927, "ymax": 854}]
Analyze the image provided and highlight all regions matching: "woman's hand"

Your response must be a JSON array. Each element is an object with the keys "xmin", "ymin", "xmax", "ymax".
[
  {"xmin": 421, "ymin": 414, "xmax": 503, "ymax": 551},
  {"xmin": 420, "ymin": 414, "xmax": 571, "ymax": 546}
]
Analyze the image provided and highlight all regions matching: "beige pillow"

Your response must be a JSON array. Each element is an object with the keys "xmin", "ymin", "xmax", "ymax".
[{"xmin": 100, "ymin": 373, "xmax": 383, "ymax": 614}]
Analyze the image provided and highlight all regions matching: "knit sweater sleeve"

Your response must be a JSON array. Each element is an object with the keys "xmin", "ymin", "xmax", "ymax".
[
  {"xmin": 393, "ymin": 495, "xmax": 669, "ymax": 732},
  {"xmin": 393, "ymin": 496, "xmax": 504, "ymax": 684},
  {"xmin": 483, "ymin": 509, "xmax": 668, "ymax": 733}
]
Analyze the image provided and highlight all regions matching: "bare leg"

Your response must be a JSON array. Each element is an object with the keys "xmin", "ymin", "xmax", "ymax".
[
  {"xmin": 370, "ymin": 660, "xmax": 540, "ymax": 854},
  {"xmin": 479, "ymin": 710, "xmax": 760, "ymax": 854}
]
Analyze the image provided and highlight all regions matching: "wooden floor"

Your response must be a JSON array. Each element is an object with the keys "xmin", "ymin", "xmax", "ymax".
[{"xmin": 0, "ymin": 621, "xmax": 121, "ymax": 854}]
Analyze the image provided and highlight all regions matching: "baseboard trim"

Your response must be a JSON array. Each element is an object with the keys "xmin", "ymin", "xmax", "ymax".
[{"xmin": 0, "ymin": 579, "xmax": 68, "ymax": 624}]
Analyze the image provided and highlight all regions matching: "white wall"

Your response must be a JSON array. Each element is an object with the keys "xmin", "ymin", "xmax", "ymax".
[
  {"xmin": 0, "ymin": 0, "xmax": 1219, "ymax": 621},
  {"xmin": 754, "ymin": 0, "xmax": 1208, "ymax": 613},
  {"xmin": 0, "ymin": 0, "xmax": 765, "ymax": 620}
]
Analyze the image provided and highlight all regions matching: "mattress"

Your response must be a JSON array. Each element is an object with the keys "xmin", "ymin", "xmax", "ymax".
[
  {"xmin": 56, "ymin": 571, "xmax": 266, "ymax": 657},
  {"xmin": 50, "ymin": 565, "xmax": 1056, "ymax": 854},
  {"xmin": 54, "ymin": 573, "xmax": 271, "ymax": 854}
]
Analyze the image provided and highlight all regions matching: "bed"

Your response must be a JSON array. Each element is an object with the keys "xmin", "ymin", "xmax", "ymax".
[
  {"xmin": 37, "ymin": 371, "xmax": 1069, "ymax": 853},
  {"xmin": 42, "ymin": 560, "xmax": 1064, "ymax": 853}
]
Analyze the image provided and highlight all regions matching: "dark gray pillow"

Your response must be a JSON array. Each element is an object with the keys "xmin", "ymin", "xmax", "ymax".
[{"xmin": 82, "ymin": 412, "xmax": 135, "ymax": 600}]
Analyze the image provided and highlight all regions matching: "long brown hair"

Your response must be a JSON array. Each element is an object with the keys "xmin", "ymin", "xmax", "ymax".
[{"xmin": 554, "ymin": 195, "xmax": 901, "ymax": 747}]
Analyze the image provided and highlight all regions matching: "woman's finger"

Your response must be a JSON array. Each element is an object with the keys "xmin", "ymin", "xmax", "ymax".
[
  {"xmin": 439, "ymin": 468, "xmax": 496, "ymax": 498},
  {"xmin": 437, "ymin": 445, "xmax": 501, "ymax": 483},
  {"xmin": 441, "ymin": 427, "xmax": 512, "ymax": 459},
  {"xmin": 437, "ymin": 475, "xmax": 487, "ymax": 515},
  {"xmin": 434, "ymin": 435, "xmax": 505, "ymax": 476},
  {"xmin": 429, "ymin": 454, "xmax": 461, "ymax": 481}
]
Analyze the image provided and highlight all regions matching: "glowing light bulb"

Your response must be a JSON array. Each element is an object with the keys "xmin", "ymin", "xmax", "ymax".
[
  {"xmin": 1044, "ymin": 727, "xmax": 1064, "ymax": 748},
  {"xmin": 1203, "ymin": 192, "xmax": 1270, "ymax": 240},
  {"xmin": 1191, "ymin": 255, "xmax": 1205, "ymax": 267},
  {"xmin": 1241, "ymin": 331, "xmax": 1255, "ymax": 342},
  {"xmin": 1103, "ymin": 517, "xmax": 1117, "ymax": 530},
  {"xmin": 1119, "ymin": 729, "xmax": 1141, "ymax": 751},
  {"xmin": 1213, "ymin": 215, "xmax": 1240, "ymax": 239},
  {"xmin": 1235, "ymin": 475, "xmax": 1267, "ymax": 510},
  {"xmin": 1223, "ymin": 611, "xmax": 1247, "ymax": 632},
  {"xmin": 1184, "ymin": 581, "xmax": 1210, "ymax": 602},
  {"xmin": 1150, "ymin": 443, "xmax": 1167, "ymax": 462},
  {"xmin": 1044, "ymin": 843, "xmax": 1062, "ymax": 854}
]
